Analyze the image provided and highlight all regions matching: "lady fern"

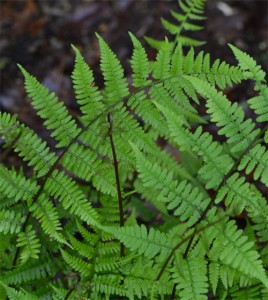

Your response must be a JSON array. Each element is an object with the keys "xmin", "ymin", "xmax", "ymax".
[{"xmin": 0, "ymin": 0, "xmax": 267, "ymax": 299}]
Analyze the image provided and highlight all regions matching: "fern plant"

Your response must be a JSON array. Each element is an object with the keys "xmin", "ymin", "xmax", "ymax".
[{"xmin": 0, "ymin": 0, "xmax": 267, "ymax": 299}]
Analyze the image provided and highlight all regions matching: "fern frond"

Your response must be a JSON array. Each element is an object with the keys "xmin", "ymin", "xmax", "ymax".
[
  {"xmin": 158, "ymin": 104, "xmax": 233, "ymax": 188},
  {"xmin": 171, "ymin": 254, "xmax": 208, "ymax": 300},
  {"xmin": 248, "ymin": 84, "xmax": 268, "ymax": 123},
  {"xmin": 170, "ymin": 43, "xmax": 244, "ymax": 89},
  {"xmin": 72, "ymin": 45, "xmax": 104, "ymax": 122},
  {"xmin": 61, "ymin": 248, "xmax": 92, "ymax": 276},
  {"xmin": 0, "ymin": 164, "xmax": 38, "ymax": 204},
  {"xmin": 105, "ymin": 224, "xmax": 171, "ymax": 260},
  {"xmin": 131, "ymin": 142, "xmax": 209, "ymax": 225},
  {"xmin": 128, "ymin": 91, "xmax": 168, "ymax": 137},
  {"xmin": 0, "ymin": 112, "xmax": 57, "ymax": 177},
  {"xmin": 0, "ymin": 281, "xmax": 38, "ymax": 300},
  {"xmin": 61, "ymin": 142, "xmax": 98, "ymax": 181},
  {"xmin": 1, "ymin": 260, "xmax": 54, "ymax": 285},
  {"xmin": 229, "ymin": 44, "xmax": 266, "ymax": 82},
  {"xmin": 18, "ymin": 65, "xmax": 81, "ymax": 148},
  {"xmin": 92, "ymin": 274, "xmax": 126, "ymax": 298},
  {"xmin": 230, "ymin": 284, "xmax": 268, "ymax": 300},
  {"xmin": 153, "ymin": 38, "xmax": 172, "ymax": 79},
  {"xmin": 186, "ymin": 76, "xmax": 260, "ymax": 152},
  {"xmin": 45, "ymin": 170, "xmax": 99, "ymax": 226},
  {"xmin": 96, "ymin": 33, "xmax": 128, "ymax": 104},
  {"xmin": 205, "ymin": 216, "xmax": 268, "ymax": 288},
  {"xmin": 215, "ymin": 172, "xmax": 266, "ymax": 214},
  {"xmin": 146, "ymin": 0, "xmax": 206, "ymax": 49},
  {"xmin": 238, "ymin": 143, "xmax": 268, "ymax": 186},
  {"xmin": 0, "ymin": 210, "xmax": 26, "ymax": 235},
  {"xmin": 29, "ymin": 193, "xmax": 67, "ymax": 244},
  {"xmin": 209, "ymin": 261, "xmax": 220, "ymax": 295},
  {"xmin": 17, "ymin": 225, "xmax": 40, "ymax": 264},
  {"xmin": 95, "ymin": 254, "xmax": 136, "ymax": 273},
  {"xmin": 129, "ymin": 32, "xmax": 151, "ymax": 87}
]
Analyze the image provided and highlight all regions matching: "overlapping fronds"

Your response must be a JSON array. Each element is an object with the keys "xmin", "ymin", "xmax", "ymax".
[
  {"xmin": 131, "ymin": 143, "xmax": 209, "ymax": 225},
  {"xmin": 158, "ymin": 104, "xmax": 233, "ymax": 188},
  {"xmin": 186, "ymin": 76, "xmax": 260, "ymax": 153},
  {"xmin": 204, "ymin": 214, "xmax": 268, "ymax": 288},
  {"xmin": 105, "ymin": 224, "xmax": 172, "ymax": 260},
  {"xmin": 0, "ymin": 164, "xmax": 38, "ymax": 204},
  {"xmin": 171, "ymin": 254, "xmax": 208, "ymax": 300},
  {"xmin": 238, "ymin": 144, "xmax": 268, "ymax": 186},
  {"xmin": 45, "ymin": 170, "xmax": 99, "ymax": 226},
  {"xmin": 16, "ymin": 225, "xmax": 40, "ymax": 265},
  {"xmin": 1, "ymin": 7, "xmax": 267, "ymax": 299}
]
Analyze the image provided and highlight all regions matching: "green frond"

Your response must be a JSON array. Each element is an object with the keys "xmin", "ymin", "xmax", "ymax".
[
  {"xmin": 129, "ymin": 32, "xmax": 151, "ymax": 87},
  {"xmin": 29, "ymin": 193, "xmax": 67, "ymax": 244},
  {"xmin": 147, "ymin": 0, "xmax": 206, "ymax": 49},
  {"xmin": 128, "ymin": 91, "xmax": 168, "ymax": 137},
  {"xmin": 1, "ymin": 260, "xmax": 54, "ymax": 285},
  {"xmin": 186, "ymin": 76, "xmax": 260, "ymax": 152},
  {"xmin": 71, "ymin": 45, "xmax": 104, "ymax": 122},
  {"xmin": 0, "ymin": 281, "xmax": 38, "ymax": 300},
  {"xmin": 153, "ymin": 39, "xmax": 172, "ymax": 79},
  {"xmin": 144, "ymin": 36, "xmax": 173, "ymax": 51},
  {"xmin": 131, "ymin": 142, "xmax": 209, "ymax": 225},
  {"xmin": 18, "ymin": 64, "xmax": 81, "ymax": 148},
  {"xmin": 230, "ymin": 284, "xmax": 268, "ymax": 300},
  {"xmin": 61, "ymin": 248, "xmax": 92, "ymax": 276},
  {"xmin": 45, "ymin": 170, "xmax": 100, "ymax": 226},
  {"xmin": 50, "ymin": 286, "xmax": 70, "ymax": 300},
  {"xmin": 17, "ymin": 225, "xmax": 40, "ymax": 265},
  {"xmin": 95, "ymin": 254, "xmax": 136, "ymax": 273},
  {"xmin": 105, "ymin": 224, "xmax": 171, "ymax": 260},
  {"xmin": 250, "ymin": 199, "xmax": 268, "ymax": 243},
  {"xmin": 171, "ymin": 254, "xmax": 208, "ymax": 300},
  {"xmin": 209, "ymin": 261, "xmax": 220, "ymax": 295},
  {"xmin": 215, "ymin": 173, "xmax": 265, "ymax": 214},
  {"xmin": 0, "ymin": 209, "xmax": 26, "ymax": 235},
  {"xmin": 91, "ymin": 274, "xmax": 126, "ymax": 298},
  {"xmin": 0, "ymin": 112, "xmax": 57, "ymax": 177},
  {"xmin": 96, "ymin": 33, "xmax": 129, "ymax": 104},
  {"xmin": 229, "ymin": 44, "xmax": 266, "ymax": 82},
  {"xmin": 61, "ymin": 142, "xmax": 98, "ymax": 181},
  {"xmin": 238, "ymin": 143, "xmax": 268, "ymax": 186},
  {"xmin": 0, "ymin": 164, "xmax": 38, "ymax": 204},
  {"xmin": 248, "ymin": 84, "xmax": 268, "ymax": 122},
  {"xmin": 158, "ymin": 104, "xmax": 233, "ymax": 188},
  {"xmin": 206, "ymin": 218, "xmax": 268, "ymax": 288},
  {"xmin": 170, "ymin": 44, "xmax": 244, "ymax": 89},
  {"xmin": 68, "ymin": 234, "xmax": 95, "ymax": 258}
]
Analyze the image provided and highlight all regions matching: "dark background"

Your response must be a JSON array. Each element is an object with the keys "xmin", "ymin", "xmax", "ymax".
[{"xmin": 0, "ymin": 0, "xmax": 267, "ymax": 171}]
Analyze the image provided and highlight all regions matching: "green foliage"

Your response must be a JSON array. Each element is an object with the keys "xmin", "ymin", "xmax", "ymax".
[
  {"xmin": 145, "ymin": 0, "xmax": 206, "ymax": 49},
  {"xmin": 0, "ymin": 0, "xmax": 267, "ymax": 299}
]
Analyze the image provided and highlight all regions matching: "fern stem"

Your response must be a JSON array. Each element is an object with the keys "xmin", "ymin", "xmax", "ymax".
[
  {"xmin": 108, "ymin": 113, "xmax": 125, "ymax": 257},
  {"xmin": 64, "ymin": 286, "xmax": 75, "ymax": 300},
  {"xmin": 170, "ymin": 284, "xmax": 177, "ymax": 300}
]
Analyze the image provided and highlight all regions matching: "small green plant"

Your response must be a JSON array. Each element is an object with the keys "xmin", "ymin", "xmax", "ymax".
[{"xmin": 0, "ymin": 0, "xmax": 267, "ymax": 299}]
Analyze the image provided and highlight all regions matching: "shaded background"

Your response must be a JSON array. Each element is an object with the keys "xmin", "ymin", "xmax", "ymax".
[{"xmin": 0, "ymin": 0, "xmax": 267, "ymax": 172}]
